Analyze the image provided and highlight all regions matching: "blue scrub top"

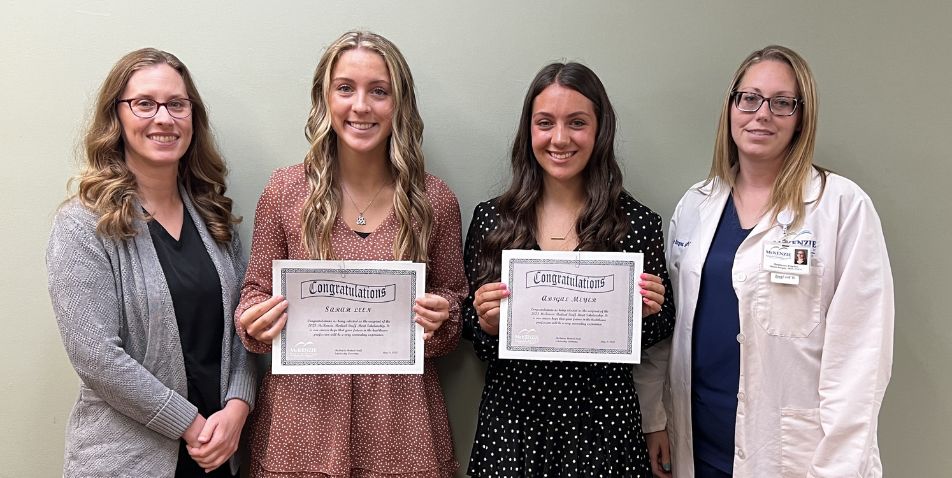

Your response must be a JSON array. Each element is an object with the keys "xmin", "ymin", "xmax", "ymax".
[{"xmin": 691, "ymin": 195, "xmax": 751, "ymax": 475}]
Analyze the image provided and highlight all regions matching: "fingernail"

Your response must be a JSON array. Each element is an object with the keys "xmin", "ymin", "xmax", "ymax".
[
  {"xmin": 640, "ymin": 289, "xmax": 648, "ymax": 295},
  {"xmin": 662, "ymin": 463, "xmax": 671, "ymax": 472}
]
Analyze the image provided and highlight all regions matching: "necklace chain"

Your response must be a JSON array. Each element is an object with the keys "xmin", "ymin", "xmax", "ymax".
[
  {"xmin": 342, "ymin": 182, "xmax": 388, "ymax": 226},
  {"xmin": 540, "ymin": 203, "xmax": 582, "ymax": 241}
]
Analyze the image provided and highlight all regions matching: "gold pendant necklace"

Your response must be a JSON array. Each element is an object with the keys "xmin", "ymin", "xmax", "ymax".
[
  {"xmin": 550, "ymin": 222, "xmax": 575, "ymax": 241},
  {"xmin": 343, "ymin": 182, "xmax": 388, "ymax": 226},
  {"xmin": 541, "ymin": 203, "xmax": 581, "ymax": 241}
]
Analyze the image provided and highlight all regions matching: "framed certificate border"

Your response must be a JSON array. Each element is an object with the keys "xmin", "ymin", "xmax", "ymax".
[
  {"xmin": 499, "ymin": 250, "xmax": 643, "ymax": 363},
  {"xmin": 272, "ymin": 260, "xmax": 425, "ymax": 374}
]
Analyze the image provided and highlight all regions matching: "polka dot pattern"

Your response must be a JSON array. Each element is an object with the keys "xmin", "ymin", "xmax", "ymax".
[
  {"xmin": 461, "ymin": 193, "xmax": 676, "ymax": 477},
  {"xmin": 236, "ymin": 164, "xmax": 469, "ymax": 478}
]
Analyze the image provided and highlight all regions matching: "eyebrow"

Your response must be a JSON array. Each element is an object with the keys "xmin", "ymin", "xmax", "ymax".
[
  {"xmin": 532, "ymin": 110, "xmax": 593, "ymax": 117},
  {"xmin": 331, "ymin": 76, "xmax": 391, "ymax": 85},
  {"xmin": 737, "ymin": 86, "xmax": 798, "ymax": 96}
]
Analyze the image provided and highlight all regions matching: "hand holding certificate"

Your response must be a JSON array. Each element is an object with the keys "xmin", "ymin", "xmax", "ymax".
[
  {"xmin": 272, "ymin": 260, "xmax": 426, "ymax": 374},
  {"xmin": 499, "ymin": 250, "xmax": 644, "ymax": 363}
]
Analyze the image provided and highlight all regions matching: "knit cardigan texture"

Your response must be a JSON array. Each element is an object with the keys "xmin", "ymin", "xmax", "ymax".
[{"xmin": 47, "ymin": 189, "xmax": 256, "ymax": 478}]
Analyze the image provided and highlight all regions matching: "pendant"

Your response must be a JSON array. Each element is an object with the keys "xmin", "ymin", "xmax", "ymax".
[{"xmin": 356, "ymin": 213, "xmax": 367, "ymax": 226}]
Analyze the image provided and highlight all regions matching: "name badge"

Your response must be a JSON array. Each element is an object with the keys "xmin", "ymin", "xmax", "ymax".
[
  {"xmin": 771, "ymin": 272, "xmax": 800, "ymax": 285},
  {"xmin": 763, "ymin": 241, "xmax": 811, "ymax": 275}
]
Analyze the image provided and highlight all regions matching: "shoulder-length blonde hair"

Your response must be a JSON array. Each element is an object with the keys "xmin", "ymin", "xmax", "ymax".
[
  {"xmin": 301, "ymin": 31, "xmax": 431, "ymax": 261},
  {"xmin": 75, "ymin": 47, "xmax": 238, "ymax": 243},
  {"xmin": 708, "ymin": 45, "xmax": 826, "ymax": 229}
]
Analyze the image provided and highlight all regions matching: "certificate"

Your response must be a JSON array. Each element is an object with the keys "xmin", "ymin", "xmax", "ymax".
[
  {"xmin": 272, "ymin": 260, "xmax": 425, "ymax": 374},
  {"xmin": 499, "ymin": 250, "xmax": 643, "ymax": 363}
]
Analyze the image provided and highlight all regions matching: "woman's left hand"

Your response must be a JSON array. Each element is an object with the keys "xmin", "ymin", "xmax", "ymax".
[
  {"xmin": 414, "ymin": 293, "xmax": 450, "ymax": 340},
  {"xmin": 186, "ymin": 399, "xmax": 250, "ymax": 472},
  {"xmin": 640, "ymin": 273, "xmax": 666, "ymax": 319}
]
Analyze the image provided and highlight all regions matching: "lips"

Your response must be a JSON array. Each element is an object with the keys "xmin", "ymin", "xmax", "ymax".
[
  {"xmin": 548, "ymin": 150, "xmax": 576, "ymax": 160},
  {"xmin": 147, "ymin": 133, "xmax": 179, "ymax": 144},
  {"xmin": 347, "ymin": 121, "xmax": 376, "ymax": 131},
  {"xmin": 745, "ymin": 128, "xmax": 774, "ymax": 136}
]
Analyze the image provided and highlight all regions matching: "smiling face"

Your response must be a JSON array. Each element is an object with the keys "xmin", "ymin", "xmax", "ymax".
[
  {"xmin": 530, "ymin": 84, "xmax": 597, "ymax": 186},
  {"xmin": 730, "ymin": 60, "xmax": 800, "ymax": 167},
  {"xmin": 118, "ymin": 63, "xmax": 192, "ymax": 173},
  {"xmin": 328, "ymin": 48, "xmax": 395, "ymax": 160}
]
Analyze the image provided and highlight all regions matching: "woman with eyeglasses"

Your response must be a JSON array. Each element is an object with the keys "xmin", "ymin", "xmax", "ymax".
[
  {"xmin": 234, "ymin": 31, "xmax": 467, "ymax": 477},
  {"xmin": 462, "ymin": 62, "xmax": 675, "ymax": 477},
  {"xmin": 644, "ymin": 45, "xmax": 894, "ymax": 477},
  {"xmin": 47, "ymin": 48, "xmax": 256, "ymax": 477}
]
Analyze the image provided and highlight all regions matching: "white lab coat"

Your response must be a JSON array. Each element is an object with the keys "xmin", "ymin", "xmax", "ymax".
[{"xmin": 644, "ymin": 170, "xmax": 894, "ymax": 477}]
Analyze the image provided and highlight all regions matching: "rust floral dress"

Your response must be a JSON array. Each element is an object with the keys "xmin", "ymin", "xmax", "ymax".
[{"xmin": 236, "ymin": 164, "xmax": 468, "ymax": 478}]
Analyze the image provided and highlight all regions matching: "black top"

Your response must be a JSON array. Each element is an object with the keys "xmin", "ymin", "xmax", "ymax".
[
  {"xmin": 148, "ymin": 207, "xmax": 232, "ymax": 478},
  {"xmin": 462, "ymin": 193, "xmax": 676, "ymax": 477},
  {"xmin": 691, "ymin": 196, "xmax": 752, "ymax": 474}
]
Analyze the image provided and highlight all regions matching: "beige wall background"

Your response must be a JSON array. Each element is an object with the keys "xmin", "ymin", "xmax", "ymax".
[{"xmin": 2, "ymin": 1, "xmax": 949, "ymax": 476}]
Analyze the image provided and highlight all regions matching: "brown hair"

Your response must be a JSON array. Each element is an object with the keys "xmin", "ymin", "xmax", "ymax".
[
  {"xmin": 475, "ymin": 62, "xmax": 629, "ymax": 287},
  {"xmin": 74, "ymin": 47, "xmax": 238, "ymax": 242}
]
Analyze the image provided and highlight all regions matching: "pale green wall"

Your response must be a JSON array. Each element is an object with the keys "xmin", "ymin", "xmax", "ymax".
[{"xmin": 2, "ymin": 1, "xmax": 949, "ymax": 476}]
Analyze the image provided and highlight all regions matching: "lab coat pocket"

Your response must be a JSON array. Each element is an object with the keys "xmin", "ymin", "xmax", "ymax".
[
  {"xmin": 780, "ymin": 407, "xmax": 823, "ymax": 477},
  {"xmin": 753, "ymin": 265, "xmax": 824, "ymax": 337}
]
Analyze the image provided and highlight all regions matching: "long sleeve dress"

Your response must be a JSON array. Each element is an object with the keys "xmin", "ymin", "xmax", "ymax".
[
  {"xmin": 462, "ymin": 192, "xmax": 676, "ymax": 477},
  {"xmin": 236, "ymin": 164, "xmax": 468, "ymax": 478}
]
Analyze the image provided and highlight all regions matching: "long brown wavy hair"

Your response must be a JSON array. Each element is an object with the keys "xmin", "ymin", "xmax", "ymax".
[
  {"xmin": 706, "ymin": 45, "xmax": 826, "ymax": 229},
  {"xmin": 475, "ymin": 62, "xmax": 629, "ymax": 287},
  {"xmin": 74, "ymin": 47, "xmax": 238, "ymax": 243},
  {"xmin": 301, "ymin": 31, "xmax": 432, "ymax": 261}
]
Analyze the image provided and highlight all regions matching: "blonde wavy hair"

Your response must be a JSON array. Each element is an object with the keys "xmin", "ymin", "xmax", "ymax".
[
  {"xmin": 74, "ymin": 47, "xmax": 238, "ymax": 243},
  {"xmin": 301, "ymin": 31, "xmax": 432, "ymax": 261},
  {"xmin": 707, "ymin": 45, "xmax": 826, "ymax": 229}
]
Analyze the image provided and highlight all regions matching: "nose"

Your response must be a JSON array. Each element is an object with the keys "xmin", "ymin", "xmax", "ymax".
[
  {"xmin": 153, "ymin": 104, "xmax": 174, "ymax": 124},
  {"xmin": 754, "ymin": 100, "xmax": 772, "ymax": 121},
  {"xmin": 353, "ymin": 93, "xmax": 371, "ymax": 114},
  {"xmin": 552, "ymin": 124, "xmax": 570, "ymax": 147}
]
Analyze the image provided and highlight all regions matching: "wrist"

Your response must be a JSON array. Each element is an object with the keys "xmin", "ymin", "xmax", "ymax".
[{"xmin": 182, "ymin": 414, "xmax": 206, "ymax": 445}]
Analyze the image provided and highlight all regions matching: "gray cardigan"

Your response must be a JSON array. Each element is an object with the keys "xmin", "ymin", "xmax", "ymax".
[{"xmin": 47, "ymin": 190, "xmax": 256, "ymax": 478}]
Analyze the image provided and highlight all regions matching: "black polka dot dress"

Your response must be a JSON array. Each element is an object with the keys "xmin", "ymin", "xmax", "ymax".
[{"xmin": 462, "ymin": 194, "xmax": 676, "ymax": 477}]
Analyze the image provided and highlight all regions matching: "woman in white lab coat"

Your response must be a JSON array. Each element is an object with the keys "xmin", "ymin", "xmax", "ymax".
[{"xmin": 645, "ymin": 45, "xmax": 894, "ymax": 478}]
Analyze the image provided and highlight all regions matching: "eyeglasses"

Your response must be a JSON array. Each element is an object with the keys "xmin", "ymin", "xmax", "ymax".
[
  {"xmin": 731, "ymin": 91, "xmax": 801, "ymax": 116},
  {"xmin": 117, "ymin": 98, "xmax": 193, "ymax": 119}
]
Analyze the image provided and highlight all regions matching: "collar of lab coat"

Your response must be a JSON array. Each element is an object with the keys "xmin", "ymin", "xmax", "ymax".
[{"xmin": 689, "ymin": 167, "xmax": 824, "ymax": 259}]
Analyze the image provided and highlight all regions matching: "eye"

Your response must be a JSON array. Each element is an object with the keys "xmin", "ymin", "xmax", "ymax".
[
  {"xmin": 132, "ymin": 98, "xmax": 157, "ymax": 110},
  {"xmin": 740, "ymin": 92, "xmax": 762, "ymax": 105},
  {"xmin": 336, "ymin": 84, "xmax": 354, "ymax": 93},
  {"xmin": 773, "ymin": 97, "xmax": 795, "ymax": 108},
  {"xmin": 570, "ymin": 118, "xmax": 588, "ymax": 128},
  {"xmin": 167, "ymin": 99, "xmax": 186, "ymax": 109},
  {"xmin": 535, "ymin": 119, "xmax": 553, "ymax": 129},
  {"xmin": 371, "ymin": 87, "xmax": 390, "ymax": 97}
]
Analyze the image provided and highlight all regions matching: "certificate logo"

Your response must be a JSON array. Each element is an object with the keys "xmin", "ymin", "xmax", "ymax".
[
  {"xmin": 290, "ymin": 341, "xmax": 317, "ymax": 354},
  {"xmin": 512, "ymin": 328, "xmax": 539, "ymax": 345},
  {"xmin": 525, "ymin": 270, "xmax": 614, "ymax": 293},
  {"xmin": 301, "ymin": 280, "xmax": 396, "ymax": 303}
]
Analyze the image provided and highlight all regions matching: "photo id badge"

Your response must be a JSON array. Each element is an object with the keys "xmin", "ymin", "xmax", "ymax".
[{"xmin": 763, "ymin": 241, "xmax": 810, "ymax": 275}]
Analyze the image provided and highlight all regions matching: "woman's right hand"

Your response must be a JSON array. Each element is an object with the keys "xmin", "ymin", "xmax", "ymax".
[
  {"xmin": 237, "ymin": 295, "xmax": 289, "ymax": 342},
  {"xmin": 182, "ymin": 413, "xmax": 207, "ymax": 448},
  {"xmin": 473, "ymin": 282, "xmax": 509, "ymax": 336}
]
